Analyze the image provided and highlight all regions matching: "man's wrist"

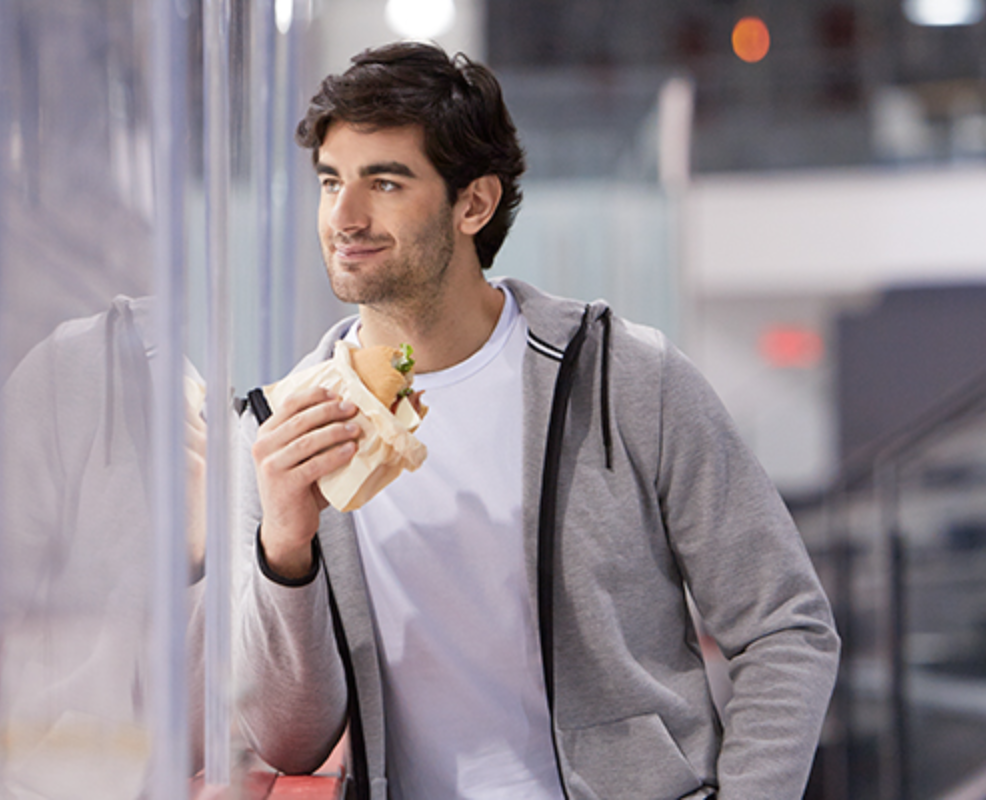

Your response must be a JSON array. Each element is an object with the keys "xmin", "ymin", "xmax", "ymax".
[{"xmin": 256, "ymin": 526, "xmax": 321, "ymax": 586}]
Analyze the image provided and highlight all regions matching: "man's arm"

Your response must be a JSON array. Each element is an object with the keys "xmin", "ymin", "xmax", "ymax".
[
  {"xmin": 234, "ymin": 387, "xmax": 359, "ymax": 774},
  {"xmin": 656, "ymin": 343, "xmax": 840, "ymax": 800}
]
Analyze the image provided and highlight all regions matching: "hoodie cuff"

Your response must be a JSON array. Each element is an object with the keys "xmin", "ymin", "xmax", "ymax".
[{"xmin": 256, "ymin": 525, "xmax": 321, "ymax": 587}]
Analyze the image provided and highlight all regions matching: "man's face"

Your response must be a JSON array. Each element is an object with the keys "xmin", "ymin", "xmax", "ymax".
[{"xmin": 315, "ymin": 122, "xmax": 456, "ymax": 309}]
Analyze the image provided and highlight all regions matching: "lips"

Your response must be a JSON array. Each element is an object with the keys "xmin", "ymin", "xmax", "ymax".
[
  {"xmin": 333, "ymin": 238, "xmax": 390, "ymax": 260},
  {"xmin": 335, "ymin": 245, "xmax": 382, "ymax": 260}
]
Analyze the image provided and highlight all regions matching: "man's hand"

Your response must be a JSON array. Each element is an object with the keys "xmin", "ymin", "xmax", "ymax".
[{"xmin": 252, "ymin": 387, "xmax": 359, "ymax": 579}]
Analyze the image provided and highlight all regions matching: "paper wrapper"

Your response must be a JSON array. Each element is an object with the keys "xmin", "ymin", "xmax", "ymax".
[{"xmin": 263, "ymin": 341, "xmax": 427, "ymax": 512}]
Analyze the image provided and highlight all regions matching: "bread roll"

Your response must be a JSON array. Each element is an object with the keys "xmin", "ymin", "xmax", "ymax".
[{"xmin": 349, "ymin": 345, "xmax": 411, "ymax": 408}]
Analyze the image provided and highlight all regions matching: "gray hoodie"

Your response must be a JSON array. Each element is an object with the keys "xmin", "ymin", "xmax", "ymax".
[{"xmin": 235, "ymin": 278, "xmax": 840, "ymax": 800}]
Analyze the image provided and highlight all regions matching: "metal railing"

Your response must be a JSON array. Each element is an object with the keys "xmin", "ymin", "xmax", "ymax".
[{"xmin": 798, "ymin": 370, "xmax": 986, "ymax": 800}]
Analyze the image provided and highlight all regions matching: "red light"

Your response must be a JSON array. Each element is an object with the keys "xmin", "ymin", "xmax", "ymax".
[{"xmin": 759, "ymin": 326, "xmax": 824, "ymax": 368}]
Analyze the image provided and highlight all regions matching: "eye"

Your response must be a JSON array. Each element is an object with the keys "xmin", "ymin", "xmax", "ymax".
[
  {"xmin": 374, "ymin": 179, "xmax": 400, "ymax": 193},
  {"xmin": 320, "ymin": 177, "xmax": 341, "ymax": 194}
]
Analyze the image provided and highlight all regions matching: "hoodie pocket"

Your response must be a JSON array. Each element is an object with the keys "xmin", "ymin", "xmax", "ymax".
[{"xmin": 558, "ymin": 712, "xmax": 708, "ymax": 800}]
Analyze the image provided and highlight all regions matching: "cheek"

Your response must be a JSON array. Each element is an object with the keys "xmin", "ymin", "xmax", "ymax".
[{"xmin": 317, "ymin": 201, "xmax": 334, "ymax": 237}]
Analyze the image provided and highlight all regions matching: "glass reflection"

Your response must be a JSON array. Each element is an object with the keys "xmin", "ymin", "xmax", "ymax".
[
  {"xmin": 0, "ymin": 299, "xmax": 207, "ymax": 796},
  {"xmin": 0, "ymin": 0, "xmax": 206, "ymax": 795}
]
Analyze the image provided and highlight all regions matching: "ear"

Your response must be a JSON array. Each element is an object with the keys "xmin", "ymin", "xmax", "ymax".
[{"xmin": 455, "ymin": 175, "xmax": 502, "ymax": 236}]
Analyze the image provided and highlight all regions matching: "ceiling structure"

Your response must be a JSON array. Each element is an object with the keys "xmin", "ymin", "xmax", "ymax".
[{"xmin": 484, "ymin": 0, "xmax": 986, "ymax": 173}]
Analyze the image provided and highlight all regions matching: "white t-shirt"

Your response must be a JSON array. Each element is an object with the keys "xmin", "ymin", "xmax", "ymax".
[{"xmin": 350, "ymin": 286, "xmax": 565, "ymax": 800}]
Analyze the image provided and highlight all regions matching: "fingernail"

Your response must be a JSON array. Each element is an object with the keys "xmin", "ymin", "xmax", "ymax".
[
  {"xmin": 339, "ymin": 399, "xmax": 356, "ymax": 413},
  {"xmin": 345, "ymin": 422, "xmax": 360, "ymax": 434}
]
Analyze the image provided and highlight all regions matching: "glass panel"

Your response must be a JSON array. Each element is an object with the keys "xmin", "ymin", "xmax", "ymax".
[
  {"xmin": 0, "ymin": 0, "xmax": 212, "ymax": 795},
  {"xmin": 0, "ymin": 1, "xmax": 187, "ymax": 797}
]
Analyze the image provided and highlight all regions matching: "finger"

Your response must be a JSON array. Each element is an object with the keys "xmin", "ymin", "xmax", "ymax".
[
  {"xmin": 258, "ymin": 438, "xmax": 357, "ymax": 510},
  {"xmin": 288, "ymin": 438, "xmax": 358, "ymax": 487},
  {"xmin": 278, "ymin": 397, "xmax": 358, "ymax": 447},
  {"xmin": 264, "ymin": 386, "xmax": 340, "ymax": 428},
  {"xmin": 259, "ymin": 389, "xmax": 356, "ymax": 444},
  {"xmin": 265, "ymin": 419, "xmax": 361, "ymax": 478},
  {"xmin": 253, "ymin": 393, "xmax": 357, "ymax": 461}
]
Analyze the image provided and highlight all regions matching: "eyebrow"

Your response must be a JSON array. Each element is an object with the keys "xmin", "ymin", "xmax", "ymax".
[{"xmin": 315, "ymin": 161, "xmax": 417, "ymax": 179}]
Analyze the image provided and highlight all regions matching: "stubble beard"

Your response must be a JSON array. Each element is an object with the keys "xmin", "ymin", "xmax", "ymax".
[{"xmin": 323, "ymin": 206, "xmax": 456, "ymax": 318}]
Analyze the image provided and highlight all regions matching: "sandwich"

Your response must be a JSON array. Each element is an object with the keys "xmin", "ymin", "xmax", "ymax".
[
  {"xmin": 260, "ymin": 341, "xmax": 428, "ymax": 511},
  {"xmin": 349, "ymin": 342, "xmax": 428, "ymax": 423}
]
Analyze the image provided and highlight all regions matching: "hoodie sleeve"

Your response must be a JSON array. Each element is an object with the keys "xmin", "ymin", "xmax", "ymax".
[
  {"xmin": 232, "ymin": 410, "xmax": 348, "ymax": 774},
  {"xmin": 655, "ymin": 340, "xmax": 840, "ymax": 800}
]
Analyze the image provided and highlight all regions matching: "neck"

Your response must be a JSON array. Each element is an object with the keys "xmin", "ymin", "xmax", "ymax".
[{"xmin": 356, "ymin": 267, "xmax": 505, "ymax": 374}]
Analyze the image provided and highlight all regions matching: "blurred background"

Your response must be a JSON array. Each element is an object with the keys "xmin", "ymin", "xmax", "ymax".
[{"xmin": 1, "ymin": 0, "xmax": 985, "ymax": 798}]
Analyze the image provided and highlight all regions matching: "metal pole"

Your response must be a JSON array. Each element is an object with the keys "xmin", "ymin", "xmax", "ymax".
[
  {"xmin": 0, "ymin": 2, "xmax": 11, "ymax": 783},
  {"xmin": 0, "ymin": 0, "xmax": 15, "ymax": 385},
  {"xmin": 279, "ymin": 1, "xmax": 302, "ymax": 375},
  {"xmin": 149, "ymin": 0, "xmax": 190, "ymax": 794},
  {"xmin": 822, "ymin": 481, "xmax": 853, "ymax": 800},
  {"xmin": 656, "ymin": 75, "xmax": 694, "ymax": 349},
  {"xmin": 203, "ymin": 0, "xmax": 232, "ymax": 785},
  {"xmin": 877, "ymin": 459, "xmax": 908, "ymax": 800},
  {"xmin": 254, "ymin": 0, "xmax": 277, "ymax": 385}
]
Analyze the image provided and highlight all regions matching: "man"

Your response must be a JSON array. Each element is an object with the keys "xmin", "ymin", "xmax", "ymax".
[{"xmin": 235, "ymin": 42, "xmax": 840, "ymax": 800}]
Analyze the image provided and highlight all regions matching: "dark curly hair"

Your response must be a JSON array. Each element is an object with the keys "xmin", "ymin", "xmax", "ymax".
[{"xmin": 296, "ymin": 42, "xmax": 526, "ymax": 270}]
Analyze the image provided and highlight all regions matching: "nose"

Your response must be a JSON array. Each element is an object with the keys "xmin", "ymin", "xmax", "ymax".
[{"xmin": 327, "ymin": 185, "xmax": 370, "ymax": 234}]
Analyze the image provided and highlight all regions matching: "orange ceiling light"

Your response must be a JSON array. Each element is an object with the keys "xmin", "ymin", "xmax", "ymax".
[{"xmin": 732, "ymin": 16, "xmax": 771, "ymax": 63}]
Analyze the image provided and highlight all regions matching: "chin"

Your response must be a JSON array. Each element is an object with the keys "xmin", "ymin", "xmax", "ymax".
[{"xmin": 326, "ymin": 272, "xmax": 360, "ymax": 304}]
